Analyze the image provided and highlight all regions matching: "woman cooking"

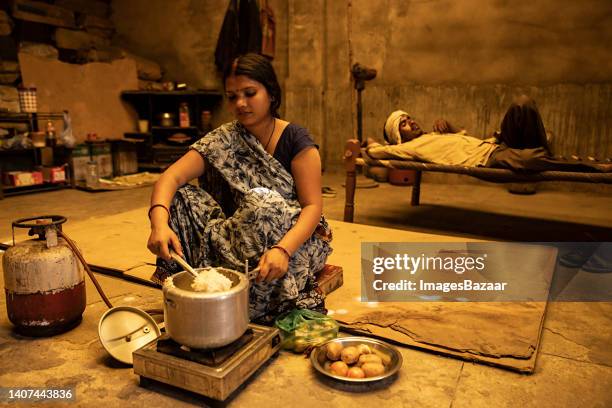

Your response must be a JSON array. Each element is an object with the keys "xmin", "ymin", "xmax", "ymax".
[{"xmin": 147, "ymin": 53, "xmax": 332, "ymax": 323}]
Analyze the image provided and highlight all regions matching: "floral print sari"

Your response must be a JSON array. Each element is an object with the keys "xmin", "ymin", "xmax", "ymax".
[{"xmin": 153, "ymin": 121, "xmax": 332, "ymax": 323}]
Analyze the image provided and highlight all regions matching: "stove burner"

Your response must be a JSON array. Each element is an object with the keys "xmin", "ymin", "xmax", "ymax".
[
  {"xmin": 156, "ymin": 329, "xmax": 254, "ymax": 367},
  {"xmin": 134, "ymin": 323, "xmax": 281, "ymax": 401}
]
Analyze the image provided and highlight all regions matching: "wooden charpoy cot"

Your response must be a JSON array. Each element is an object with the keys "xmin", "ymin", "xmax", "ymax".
[{"xmin": 343, "ymin": 139, "xmax": 612, "ymax": 222}]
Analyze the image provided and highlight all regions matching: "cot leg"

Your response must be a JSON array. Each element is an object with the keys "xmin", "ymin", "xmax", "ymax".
[
  {"xmin": 344, "ymin": 139, "xmax": 360, "ymax": 222},
  {"xmin": 411, "ymin": 170, "xmax": 422, "ymax": 206}
]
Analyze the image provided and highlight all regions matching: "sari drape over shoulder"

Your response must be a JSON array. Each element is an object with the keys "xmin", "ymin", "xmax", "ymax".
[{"xmin": 153, "ymin": 121, "xmax": 332, "ymax": 323}]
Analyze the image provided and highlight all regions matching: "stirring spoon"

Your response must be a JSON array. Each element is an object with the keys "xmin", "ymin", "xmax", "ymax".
[{"xmin": 170, "ymin": 250, "xmax": 199, "ymax": 279}]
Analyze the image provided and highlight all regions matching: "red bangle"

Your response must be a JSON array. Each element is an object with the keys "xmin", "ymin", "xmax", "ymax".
[
  {"xmin": 270, "ymin": 244, "xmax": 291, "ymax": 259},
  {"xmin": 148, "ymin": 204, "xmax": 170, "ymax": 220}
]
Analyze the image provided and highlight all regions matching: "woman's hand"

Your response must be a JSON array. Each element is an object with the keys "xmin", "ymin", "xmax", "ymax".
[
  {"xmin": 147, "ymin": 224, "xmax": 183, "ymax": 261},
  {"xmin": 252, "ymin": 146, "xmax": 322, "ymax": 284},
  {"xmin": 147, "ymin": 150, "xmax": 205, "ymax": 261},
  {"xmin": 256, "ymin": 247, "xmax": 290, "ymax": 283}
]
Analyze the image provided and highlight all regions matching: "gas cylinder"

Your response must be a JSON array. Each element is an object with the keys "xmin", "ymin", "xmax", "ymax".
[{"xmin": 3, "ymin": 216, "xmax": 86, "ymax": 336}]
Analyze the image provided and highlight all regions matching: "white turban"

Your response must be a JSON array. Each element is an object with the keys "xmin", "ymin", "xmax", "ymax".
[{"xmin": 384, "ymin": 110, "xmax": 409, "ymax": 145}]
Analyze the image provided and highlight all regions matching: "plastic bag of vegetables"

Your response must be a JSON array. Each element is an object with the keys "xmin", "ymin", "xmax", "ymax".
[{"xmin": 275, "ymin": 309, "xmax": 339, "ymax": 353}]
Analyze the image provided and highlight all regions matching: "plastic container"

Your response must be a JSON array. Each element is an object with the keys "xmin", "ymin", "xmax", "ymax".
[
  {"xmin": 85, "ymin": 161, "xmax": 99, "ymax": 188},
  {"xmin": 201, "ymin": 110, "xmax": 213, "ymax": 133},
  {"xmin": 179, "ymin": 103, "xmax": 190, "ymax": 127},
  {"xmin": 31, "ymin": 131, "xmax": 46, "ymax": 148},
  {"xmin": 280, "ymin": 319, "xmax": 338, "ymax": 353},
  {"xmin": 275, "ymin": 309, "xmax": 339, "ymax": 353}
]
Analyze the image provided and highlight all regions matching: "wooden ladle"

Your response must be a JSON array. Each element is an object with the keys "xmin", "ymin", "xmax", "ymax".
[{"xmin": 170, "ymin": 250, "xmax": 199, "ymax": 279}]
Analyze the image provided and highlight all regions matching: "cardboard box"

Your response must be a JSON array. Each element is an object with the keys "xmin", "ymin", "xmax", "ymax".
[
  {"xmin": 71, "ymin": 142, "xmax": 115, "ymax": 180},
  {"xmin": 71, "ymin": 144, "xmax": 91, "ymax": 181},
  {"xmin": 112, "ymin": 140, "xmax": 139, "ymax": 176},
  {"xmin": 91, "ymin": 143, "xmax": 113, "ymax": 178},
  {"xmin": 41, "ymin": 166, "xmax": 66, "ymax": 183},
  {"xmin": 2, "ymin": 171, "xmax": 43, "ymax": 187}
]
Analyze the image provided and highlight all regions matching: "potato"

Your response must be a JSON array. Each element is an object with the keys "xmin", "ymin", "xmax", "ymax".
[
  {"xmin": 346, "ymin": 366, "xmax": 365, "ymax": 378},
  {"xmin": 356, "ymin": 344, "xmax": 371, "ymax": 355},
  {"xmin": 326, "ymin": 342, "xmax": 343, "ymax": 361},
  {"xmin": 340, "ymin": 346, "xmax": 360, "ymax": 364},
  {"xmin": 330, "ymin": 361, "xmax": 349, "ymax": 376},
  {"xmin": 372, "ymin": 348, "xmax": 392, "ymax": 366},
  {"xmin": 361, "ymin": 362, "xmax": 385, "ymax": 377},
  {"xmin": 358, "ymin": 353, "xmax": 383, "ymax": 367}
]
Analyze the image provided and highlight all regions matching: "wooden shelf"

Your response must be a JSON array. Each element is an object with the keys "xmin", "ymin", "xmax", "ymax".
[
  {"xmin": 120, "ymin": 90, "xmax": 221, "ymax": 169},
  {"xmin": 0, "ymin": 147, "xmax": 37, "ymax": 154},
  {"xmin": 2, "ymin": 182, "xmax": 69, "ymax": 197},
  {"xmin": 0, "ymin": 146, "xmax": 74, "ymax": 200},
  {"xmin": 151, "ymin": 126, "xmax": 199, "ymax": 132},
  {"xmin": 124, "ymin": 132, "xmax": 153, "ymax": 137},
  {"xmin": 0, "ymin": 111, "xmax": 66, "ymax": 133},
  {"xmin": 0, "ymin": 112, "xmax": 65, "ymax": 121}
]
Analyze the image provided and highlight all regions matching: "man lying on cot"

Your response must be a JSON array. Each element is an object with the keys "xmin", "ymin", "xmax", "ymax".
[{"xmin": 365, "ymin": 95, "xmax": 610, "ymax": 172}]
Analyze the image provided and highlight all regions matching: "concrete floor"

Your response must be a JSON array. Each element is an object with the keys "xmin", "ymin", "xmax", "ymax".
[
  {"xmin": 1, "ymin": 170, "xmax": 611, "ymax": 241},
  {"xmin": 0, "ymin": 172, "xmax": 611, "ymax": 407},
  {"xmin": 320, "ymin": 171, "xmax": 612, "ymax": 242}
]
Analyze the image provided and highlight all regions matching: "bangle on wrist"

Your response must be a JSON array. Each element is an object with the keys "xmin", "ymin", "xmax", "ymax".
[
  {"xmin": 148, "ymin": 204, "xmax": 170, "ymax": 220},
  {"xmin": 270, "ymin": 244, "xmax": 291, "ymax": 259}
]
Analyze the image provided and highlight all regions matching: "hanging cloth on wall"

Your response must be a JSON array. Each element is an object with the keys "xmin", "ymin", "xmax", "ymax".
[
  {"xmin": 215, "ymin": 0, "xmax": 263, "ymax": 71},
  {"xmin": 260, "ymin": 0, "xmax": 275, "ymax": 59}
]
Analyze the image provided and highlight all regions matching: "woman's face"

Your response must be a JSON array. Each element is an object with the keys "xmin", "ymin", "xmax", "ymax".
[{"xmin": 225, "ymin": 75, "xmax": 272, "ymax": 127}]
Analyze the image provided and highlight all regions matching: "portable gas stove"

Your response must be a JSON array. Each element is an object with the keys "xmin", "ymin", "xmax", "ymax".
[{"xmin": 133, "ymin": 323, "xmax": 281, "ymax": 401}]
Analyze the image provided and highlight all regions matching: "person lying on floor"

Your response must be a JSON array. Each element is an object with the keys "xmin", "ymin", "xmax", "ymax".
[{"xmin": 366, "ymin": 95, "xmax": 610, "ymax": 172}]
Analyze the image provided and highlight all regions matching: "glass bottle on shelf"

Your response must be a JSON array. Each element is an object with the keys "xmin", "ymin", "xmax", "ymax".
[
  {"xmin": 201, "ymin": 110, "xmax": 213, "ymax": 133},
  {"xmin": 45, "ymin": 120, "xmax": 56, "ymax": 147},
  {"xmin": 179, "ymin": 102, "xmax": 190, "ymax": 127}
]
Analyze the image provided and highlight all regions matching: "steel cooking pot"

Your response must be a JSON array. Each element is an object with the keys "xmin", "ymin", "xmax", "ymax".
[{"xmin": 162, "ymin": 267, "xmax": 249, "ymax": 349}]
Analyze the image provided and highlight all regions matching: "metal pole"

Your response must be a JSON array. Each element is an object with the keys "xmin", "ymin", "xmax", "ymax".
[{"xmin": 357, "ymin": 88, "xmax": 363, "ymax": 143}]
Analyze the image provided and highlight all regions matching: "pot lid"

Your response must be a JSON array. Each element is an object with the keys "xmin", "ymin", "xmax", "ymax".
[{"xmin": 98, "ymin": 306, "xmax": 161, "ymax": 365}]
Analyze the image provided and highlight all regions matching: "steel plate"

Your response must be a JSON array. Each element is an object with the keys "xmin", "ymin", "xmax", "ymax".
[{"xmin": 310, "ymin": 336, "xmax": 403, "ymax": 383}]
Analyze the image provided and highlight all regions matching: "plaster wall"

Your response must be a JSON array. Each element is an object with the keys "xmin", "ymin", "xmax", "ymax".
[
  {"xmin": 350, "ymin": 0, "xmax": 612, "ymax": 159},
  {"xmin": 111, "ymin": 0, "xmax": 289, "ymax": 126},
  {"xmin": 111, "ymin": 0, "xmax": 612, "ymax": 166},
  {"xmin": 284, "ymin": 0, "xmax": 325, "ymax": 150},
  {"xmin": 19, "ymin": 54, "xmax": 139, "ymax": 142}
]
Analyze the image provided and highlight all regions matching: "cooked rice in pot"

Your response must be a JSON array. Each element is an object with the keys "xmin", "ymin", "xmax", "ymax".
[{"xmin": 190, "ymin": 268, "xmax": 233, "ymax": 293}]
